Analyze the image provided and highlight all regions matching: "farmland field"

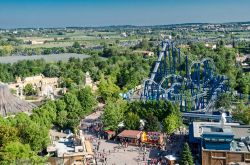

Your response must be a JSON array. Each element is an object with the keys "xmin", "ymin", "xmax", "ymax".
[{"xmin": 0, "ymin": 53, "xmax": 90, "ymax": 64}]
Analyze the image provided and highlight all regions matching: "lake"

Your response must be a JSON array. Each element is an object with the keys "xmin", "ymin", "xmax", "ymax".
[{"xmin": 0, "ymin": 53, "xmax": 90, "ymax": 64}]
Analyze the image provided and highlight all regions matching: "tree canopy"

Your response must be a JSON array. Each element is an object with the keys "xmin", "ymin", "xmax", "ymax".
[
  {"xmin": 102, "ymin": 99, "xmax": 126, "ymax": 131},
  {"xmin": 179, "ymin": 143, "xmax": 194, "ymax": 165},
  {"xmin": 163, "ymin": 112, "xmax": 182, "ymax": 135},
  {"xmin": 124, "ymin": 112, "xmax": 140, "ymax": 130}
]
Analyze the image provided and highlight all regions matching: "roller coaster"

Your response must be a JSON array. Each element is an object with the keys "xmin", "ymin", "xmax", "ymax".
[{"xmin": 124, "ymin": 40, "xmax": 230, "ymax": 113}]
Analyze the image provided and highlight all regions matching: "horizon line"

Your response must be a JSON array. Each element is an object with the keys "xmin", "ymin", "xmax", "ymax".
[{"xmin": 1, "ymin": 20, "xmax": 250, "ymax": 30}]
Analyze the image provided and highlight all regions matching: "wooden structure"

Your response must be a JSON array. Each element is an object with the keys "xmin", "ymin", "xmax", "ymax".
[
  {"xmin": 117, "ymin": 130, "xmax": 142, "ymax": 145},
  {"xmin": 202, "ymin": 149, "xmax": 250, "ymax": 165},
  {"xmin": 48, "ymin": 152, "xmax": 86, "ymax": 165},
  {"xmin": 163, "ymin": 155, "xmax": 178, "ymax": 165},
  {"xmin": 104, "ymin": 130, "xmax": 116, "ymax": 140}
]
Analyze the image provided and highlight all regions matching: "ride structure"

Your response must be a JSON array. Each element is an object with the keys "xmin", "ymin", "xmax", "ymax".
[{"xmin": 130, "ymin": 40, "xmax": 230, "ymax": 112}]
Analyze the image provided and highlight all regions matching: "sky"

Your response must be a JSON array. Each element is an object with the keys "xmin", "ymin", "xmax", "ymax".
[{"xmin": 0, "ymin": 0, "xmax": 250, "ymax": 28}]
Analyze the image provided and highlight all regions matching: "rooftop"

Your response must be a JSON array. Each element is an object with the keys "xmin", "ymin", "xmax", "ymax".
[
  {"xmin": 231, "ymin": 125, "xmax": 250, "ymax": 139},
  {"xmin": 191, "ymin": 122, "xmax": 250, "ymax": 152},
  {"xmin": 117, "ymin": 130, "xmax": 142, "ymax": 139},
  {"xmin": 0, "ymin": 84, "xmax": 37, "ymax": 117},
  {"xmin": 193, "ymin": 122, "xmax": 240, "ymax": 139}
]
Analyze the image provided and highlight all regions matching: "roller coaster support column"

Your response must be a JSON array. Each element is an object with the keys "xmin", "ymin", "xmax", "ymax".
[
  {"xmin": 178, "ymin": 48, "xmax": 181, "ymax": 64},
  {"xmin": 184, "ymin": 99, "xmax": 187, "ymax": 112},
  {"xmin": 185, "ymin": 55, "xmax": 189, "ymax": 79},
  {"xmin": 197, "ymin": 63, "xmax": 200, "ymax": 89},
  {"xmin": 173, "ymin": 48, "xmax": 176, "ymax": 74},
  {"xmin": 180, "ymin": 95, "xmax": 183, "ymax": 111},
  {"xmin": 164, "ymin": 49, "xmax": 167, "ymax": 76},
  {"xmin": 169, "ymin": 44, "xmax": 172, "ymax": 74}
]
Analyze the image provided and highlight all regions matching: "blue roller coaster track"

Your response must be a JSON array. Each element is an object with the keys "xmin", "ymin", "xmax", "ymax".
[
  {"xmin": 121, "ymin": 40, "xmax": 250, "ymax": 114},
  {"xmin": 130, "ymin": 40, "xmax": 231, "ymax": 112}
]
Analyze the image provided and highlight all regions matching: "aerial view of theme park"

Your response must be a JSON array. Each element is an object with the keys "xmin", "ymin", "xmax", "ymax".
[{"xmin": 0, "ymin": 0, "xmax": 250, "ymax": 165}]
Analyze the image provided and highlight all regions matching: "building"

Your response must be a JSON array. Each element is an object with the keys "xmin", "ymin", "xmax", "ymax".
[
  {"xmin": 117, "ymin": 130, "xmax": 164, "ymax": 146},
  {"xmin": 236, "ymin": 54, "xmax": 250, "ymax": 71},
  {"xmin": 0, "ymin": 84, "xmax": 36, "ymax": 117},
  {"xmin": 141, "ymin": 132, "xmax": 164, "ymax": 146},
  {"xmin": 29, "ymin": 40, "xmax": 44, "ymax": 45},
  {"xmin": 104, "ymin": 130, "xmax": 116, "ymax": 140},
  {"xmin": 160, "ymin": 34, "xmax": 172, "ymax": 40},
  {"xmin": 84, "ymin": 72, "xmax": 98, "ymax": 92},
  {"xmin": 236, "ymin": 54, "xmax": 250, "ymax": 64},
  {"xmin": 189, "ymin": 115, "xmax": 250, "ymax": 165},
  {"xmin": 205, "ymin": 43, "xmax": 217, "ymax": 50},
  {"xmin": 47, "ymin": 130, "xmax": 94, "ymax": 165},
  {"xmin": 133, "ymin": 50, "xmax": 155, "ymax": 57},
  {"xmin": 117, "ymin": 130, "xmax": 142, "ymax": 145},
  {"xmin": 8, "ymin": 74, "xmax": 59, "ymax": 99},
  {"xmin": 121, "ymin": 32, "xmax": 127, "ymax": 38},
  {"xmin": 162, "ymin": 155, "xmax": 178, "ymax": 165}
]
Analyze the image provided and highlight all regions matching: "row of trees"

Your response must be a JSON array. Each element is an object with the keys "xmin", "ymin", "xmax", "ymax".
[
  {"xmin": 0, "ymin": 41, "xmax": 90, "ymax": 56},
  {"xmin": 101, "ymin": 99, "xmax": 183, "ymax": 135},
  {"xmin": 0, "ymin": 54, "xmax": 153, "ymax": 92}
]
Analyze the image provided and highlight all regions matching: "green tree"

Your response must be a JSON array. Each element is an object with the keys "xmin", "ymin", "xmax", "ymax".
[
  {"xmin": 43, "ymin": 64, "xmax": 61, "ymax": 77},
  {"xmin": 64, "ymin": 92, "xmax": 82, "ymax": 118},
  {"xmin": 0, "ymin": 141, "xmax": 46, "ymax": 165},
  {"xmin": 14, "ymin": 113, "xmax": 50, "ymax": 152},
  {"xmin": 179, "ymin": 143, "xmax": 194, "ymax": 165},
  {"xmin": 1, "ymin": 45, "xmax": 13, "ymax": 56},
  {"xmin": 163, "ymin": 112, "xmax": 182, "ymax": 135},
  {"xmin": 77, "ymin": 87, "xmax": 97, "ymax": 115},
  {"xmin": 55, "ymin": 99, "xmax": 66, "ymax": 113},
  {"xmin": 0, "ymin": 125, "xmax": 19, "ymax": 147},
  {"xmin": 56, "ymin": 111, "xmax": 68, "ymax": 129},
  {"xmin": 215, "ymin": 93, "xmax": 232, "ymax": 109},
  {"xmin": 124, "ymin": 112, "xmax": 140, "ymax": 130},
  {"xmin": 138, "ymin": 38, "xmax": 149, "ymax": 50},
  {"xmin": 144, "ymin": 113, "xmax": 161, "ymax": 132},
  {"xmin": 23, "ymin": 84, "xmax": 37, "ymax": 96},
  {"xmin": 31, "ymin": 101, "xmax": 57, "ymax": 128},
  {"xmin": 72, "ymin": 41, "xmax": 81, "ymax": 49},
  {"xmin": 98, "ymin": 74, "xmax": 120, "ymax": 101},
  {"xmin": 233, "ymin": 101, "xmax": 250, "ymax": 124},
  {"xmin": 102, "ymin": 99, "xmax": 126, "ymax": 131}
]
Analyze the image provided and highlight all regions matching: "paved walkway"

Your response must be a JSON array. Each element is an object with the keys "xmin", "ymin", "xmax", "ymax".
[
  {"xmin": 81, "ymin": 111, "xmax": 150, "ymax": 165},
  {"xmin": 81, "ymin": 110, "xmax": 187, "ymax": 165}
]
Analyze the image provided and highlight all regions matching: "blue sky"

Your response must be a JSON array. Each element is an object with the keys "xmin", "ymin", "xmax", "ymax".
[{"xmin": 0, "ymin": 0, "xmax": 250, "ymax": 28}]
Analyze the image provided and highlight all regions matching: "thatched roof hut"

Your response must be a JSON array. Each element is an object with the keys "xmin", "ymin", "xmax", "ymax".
[{"xmin": 0, "ymin": 84, "xmax": 36, "ymax": 117}]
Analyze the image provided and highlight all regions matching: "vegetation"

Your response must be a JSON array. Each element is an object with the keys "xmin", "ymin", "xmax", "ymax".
[
  {"xmin": 0, "ymin": 85, "xmax": 97, "ymax": 163},
  {"xmin": 232, "ymin": 102, "xmax": 250, "ymax": 124},
  {"xmin": 23, "ymin": 84, "xmax": 37, "ymax": 96},
  {"xmin": 102, "ymin": 99, "xmax": 126, "ymax": 131},
  {"xmin": 101, "ymin": 99, "xmax": 182, "ymax": 132},
  {"xmin": 0, "ymin": 25, "xmax": 249, "ymax": 164},
  {"xmin": 124, "ymin": 112, "xmax": 141, "ymax": 130},
  {"xmin": 179, "ymin": 143, "xmax": 194, "ymax": 165},
  {"xmin": 163, "ymin": 112, "xmax": 182, "ymax": 135},
  {"xmin": 215, "ymin": 93, "xmax": 233, "ymax": 109}
]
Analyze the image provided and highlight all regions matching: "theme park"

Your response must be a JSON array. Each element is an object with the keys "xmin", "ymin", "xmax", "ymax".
[{"xmin": 0, "ymin": 1, "xmax": 250, "ymax": 165}]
